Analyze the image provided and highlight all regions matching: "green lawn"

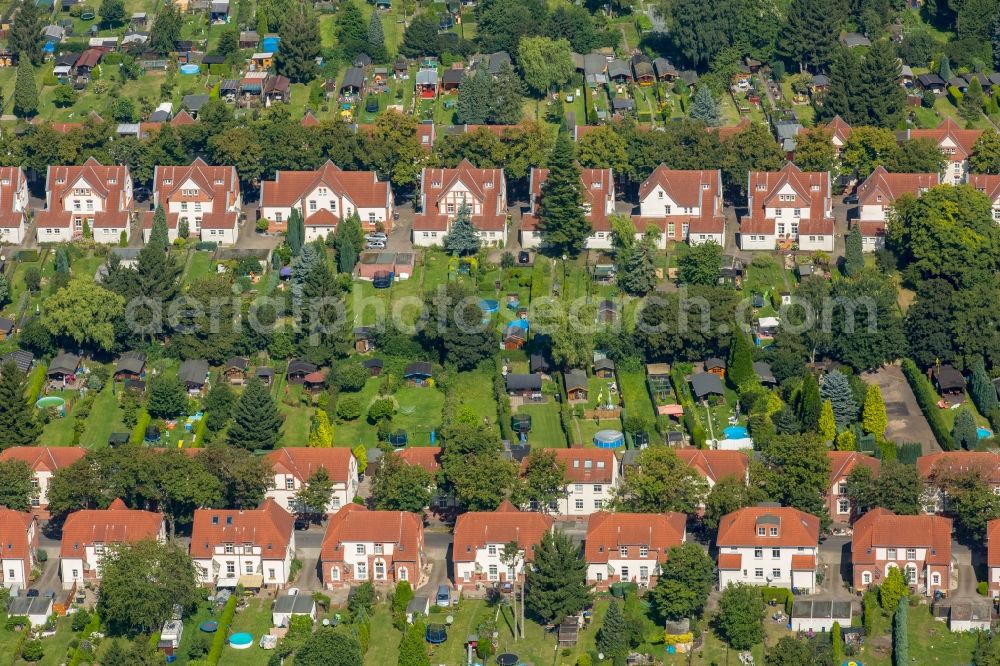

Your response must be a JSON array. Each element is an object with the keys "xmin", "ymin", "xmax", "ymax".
[
  {"xmin": 857, "ymin": 602, "xmax": 977, "ymax": 666},
  {"xmin": 274, "ymin": 376, "xmax": 315, "ymax": 447},
  {"xmin": 77, "ymin": 380, "xmax": 126, "ymax": 448},
  {"xmin": 15, "ymin": 616, "xmax": 77, "ymax": 666},
  {"xmin": 516, "ymin": 401, "xmax": 566, "ymax": 448},
  {"xmin": 451, "ymin": 369, "xmax": 499, "ymax": 425},
  {"xmin": 618, "ymin": 368, "xmax": 656, "ymax": 425},
  {"xmin": 217, "ymin": 599, "xmax": 276, "ymax": 666},
  {"xmin": 185, "ymin": 250, "xmax": 218, "ymax": 285},
  {"xmin": 572, "ymin": 416, "xmax": 621, "ymax": 447},
  {"xmin": 363, "ymin": 604, "xmax": 400, "ymax": 666},
  {"xmin": 334, "ymin": 377, "xmax": 446, "ymax": 448}
]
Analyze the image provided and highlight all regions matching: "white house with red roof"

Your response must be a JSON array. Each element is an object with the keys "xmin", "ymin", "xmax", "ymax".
[
  {"xmin": 453, "ymin": 501, "xmax": 553, "ymax": 590},
  {"xmin": 143, "ymin": 158, "xmax": 242, "ymax": 245},
  {"xmin": 0, "ymin": 509, "xmax": 37, "ymax": 589},
  {"xmin": 0, "ymin": 167, "xmax": 29, "ymax": 244},
  {"xmin": 258, "ymin": 161, "xmax": 394, "ymax": 237},
  {"xmin": 672, "ymin": 449, "xmax": 750, "ymax": 490},
  {"xmin": 320, "ymin": 504, "xmax": 424, "ymax": 588},
  {"xmin": 916, "ymin": 451, "xmax": 1000, "ymax": 513},
  {"xmin": 412, "ymin": 159, "xmax": 507, "ymax": 246},
  {"xmin": 825, "ymin": 115, "xmax": 852, "ymax": 155},
  {"xmin": 0, "ymin": 446, "xmax": 86, "ymax": 512},
  {"xmin": 584, "ymin": 511, "xmax": 686, "ymax": 589},
  {"xmin": 264, "ymin": 447, "xmax": 359, "ymax": 514},
  {"xmin": 522, "ymin": 449, "xmax": 619, "ymax": 517},
  {"xmin": 38, "ymin": 158, "xmax": 133, "ymax": 244},
  {"xmin": 901, "ymin": 118, "xmax": 982, "ymax": 184},
  {"xmin": 631, "ymin": 165, "xmax": 725, "ymax": 246},
  {"xmin": 852, "ymin": 508, "xmax": 952, "ymax": 596},
  {"xmin": 826, "ymin": 451, "xmax": 880, "ymax": 523},
  {"xmin": 741, "ymin": 163, "xmax": 834, "ymax": 252},
  {"xmin": 968, "ymin": 173, "xmax": 1000, "ymax": 223},
  {"xmin": 987, "ymin": 518, "xmax": 1000, "ymax": 595},
  {"xmin": 189, "ymin": 499, "xmax": 295, "ymax": 588},
  {"xmin": 59, "ymin": 499, "xmax": 166, "ymax": 589},
  {"xmin": 854, "ymin": 166, "xmax": 939, "ymax": 250},
  {"xmin": 715, "ymin": 504, "xmax": 820, "ymax": 591},
  {"xmin": 519, "ymin": 167, "xmax": 615, "ymax": 249}
]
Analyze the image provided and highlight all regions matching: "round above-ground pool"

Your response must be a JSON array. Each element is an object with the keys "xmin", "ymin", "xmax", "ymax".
[
  {"xmin": 479, "ymin": 299, "xmax": 499, "ymax": 314},
  {"xmin": 179, "ymin": 64, "xmax": 200, "ymax": 75},
  {"xmin": 724, "ymin": 425, "xmax": 749, "ymax": 439},
  {"xmin": 979, "ymin": 427, "xmax": 993, "ymax": 440},
  {"xmin": 594, "ymin": 430, "xmax": 625, "ymax": 449},
  {"xmin": 35, "ymin": 396, "xmax": 65, "ymax": 409},
  {"xmin": 228, "ymin": 633, "xmax": 253, "ymax": 649}
]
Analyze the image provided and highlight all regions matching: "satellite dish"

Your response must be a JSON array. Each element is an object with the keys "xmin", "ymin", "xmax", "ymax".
[
  {"xmin": 322, "ymin": 618, "xmax": 330, "ymax": 626},
  {"xmin": 445, "ymin": 615, "xmax": 454, "ymax": 625}
]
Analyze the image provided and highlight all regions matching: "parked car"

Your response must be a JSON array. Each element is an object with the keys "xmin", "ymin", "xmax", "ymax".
[
  {"xmin": 436, "ymin": 584, "xmax": 451, "ymax": 607},
  {"xmin": 366, "ymin": 240, "xmax": 386, "ymax": 250},
  {"xmin": 365, "ymin": 232, "xmax": 387, "ymax": 241},
  {"xmin": 294, "ymin": 519, "xmax": 309, "ymax": 531},
  {"xmin": 26, "ymin": 589, "xmax": 38, "ymax": 597},
  {"xmin": 518, "ymin": 251, "xmax": 530, "ymax": 264}
]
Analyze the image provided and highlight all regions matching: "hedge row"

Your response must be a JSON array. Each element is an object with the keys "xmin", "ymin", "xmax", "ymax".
[
  {"xmin": 901, "ymin": 359, "xmax": 954, "ymax": 450},
  {"xmin": 68, "ymin": 612, "xmax": 102, "ymax": 666},
  {"xmin": 129, "ymin": 409, "xmax": 151, "ymax": 445},
  {"xmin": 670, "ymin": 368, "xmax": 706, "ymax": 448},
  {"xmin": 760, "ymin": 586, "xmax": 794, "ymax": 616},
  {"xmin": 207, "ymin": 595, "xmax": 238, "ymax": 664}
]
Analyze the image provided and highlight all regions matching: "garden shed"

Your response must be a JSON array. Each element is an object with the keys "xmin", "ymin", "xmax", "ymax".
[
  {"xmin": 505, "ymin": 373, "xmax": 542, "ymax": 397},
  {"xmin": 404, "ymin": 362, "xmax": 433, "ymax": 385},
  {"xmin": 565, "ymin": 369, "xmax": 589, "ymax": 402},
  {"xmin": 690, "ymin": 372, "xmax": 724, "ymax": 401},
  {"xmin": 114, "ymin": 351, "xmax": 146, "ymax": 380},
  {"xmin": 179, "ymin": 359, "xmax": 209, "ymax": 394},
  {"xmin": 272, "ymin": 593, "xmax": 317, "ymax": 627},
  {"xmin": 286, "ymin": 359, "xmax": 318, "ymax": 384}
]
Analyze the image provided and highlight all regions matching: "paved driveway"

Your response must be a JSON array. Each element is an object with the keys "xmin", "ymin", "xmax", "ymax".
[
  {"xmin": 862, "ymin": 364, "xmax": 939, "ymax": 454},
  {"xmin": 817, "ymin": 535, "xmax": 855, "ymax": 599},
  {"xmin": 417, "ymin": 528, "xmax": 452, "ymax": 595}
]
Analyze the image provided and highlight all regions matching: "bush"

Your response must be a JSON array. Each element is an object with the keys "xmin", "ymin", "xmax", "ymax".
[
  {"xmin": 71, "ymin": 609, "xmax": 91, "ymax": 632},
  {"xmin": 35, "ymin": 549, "xmax": 46, "ymax": 562},
  {"xmin": 20, "ymin": 639, "xmax": 42, "ymax": 662},
  {"xmin": 901, "ymin": 359, "xmax": 954, "ymax": 449},
  {"xmin": 129, "ymin": 409, "xmax": 151, "ymax": 445},
  {"xmin": 194, "ymin": 241, "xmax": 218, "ymax": 251},
  {"xmin": 978, "ymin": 581, "xmax": 988, "ymax": 596},
  {"xmin": 947, "ymin": 85, "xmax": 964, "ymax": 107},
  {"xmin": 922, "ymin": 90, "xmax": 936, "ymax": 108},
  {"xmin": 337, "ymin": 395, "xmax": 362, "ymax": 421}
]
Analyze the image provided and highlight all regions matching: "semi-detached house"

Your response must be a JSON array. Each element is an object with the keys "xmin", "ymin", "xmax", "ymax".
[
  {"xmin": 190, "ymin": 499, "xmax": 295, "ymax": 588},
  {"xmin": 853, "ymin": 167, "xmax": 938, "ymax": 250},
  {"xmin": 453, "ymin": 501, "xmax": 552, "ymax": 591},
  {"xmin": 320, "ymin": 504, "xmax": 424, "ymax": 588},
  {"xmin": 900, "ymin": 118, "xmax": 981, "ymax": 185},
  {"xmin": 852, "ymin": 508, "xmax": 952, "ymax": 597},
  {"xmin": 520, "ymin": 167, "xmax": 615, "ymax": 249},
  {"xmin": 258, "ymin": 161, "xmax": 393, "ymax": 238},
  {"xmin": 0, "ymin": 167, "xmax": 29, "ymax": 244},
  {"xmin": 716, "ymin": 504, "xmax": 820, "ymax": 592},
  {"xmin": 38, "ymin": 158, "xmax": 133, "ymax": 244},
  {"xmin": 827, "ymin": 451, "xmax": 880, "ymax": 523},
  {"xmin": 265, "ymin": 447, "xmax": 359, "ymax": 514},
  {"xmin": 412, "ymin": 159, "xmax": 507, "ymax": 246},
  {"xmin": 523, "ymin": 448, "xmax": 618, "ymax": 518},
  {"xmin": 0, "ymin": 509, "xmax": 38, "ymax": 590},
  {"xmin": 143, "ymin": 158, "xmax": 241, "ymax": 245},
  {"xmin": 740, "ymin": 163, "xmax": 834, "ymax": 252},
  {"xmin": 60, "ymin": 499, "xmax": 166, "ymax": 589},
  {"xmin": 0, "ymin": 446, "xmax": 86, "ymax": 513},
  {"xmin": 631, "ymin": 165, "xmax": 726, "ymax": 247},
  {"xmin": 584, "ymin": 511, "xmax": 686, "ymax": 589}
]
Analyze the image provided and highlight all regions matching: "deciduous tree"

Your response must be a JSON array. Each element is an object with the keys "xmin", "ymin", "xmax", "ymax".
[
  {"xmin": 647, "ymin": 542, "xmax": 715, "ymax": 621},
  {"xmin": 611, "ymin": 447, "xmax": 708, "ymax": 514},
  {"xmin": 862, "ymin": 384, "xmax": 888, "ymax": 439},
  {"xmin": 0, "ymin": 459, "xmax": 36, "ymax": 511},
  {"xmin": 717, "ymin": 583, "xmax": 766, "ymax": 649},
  {"xmin": 371, "ymin": 453, "xmax": 433, "ymax": 512}
]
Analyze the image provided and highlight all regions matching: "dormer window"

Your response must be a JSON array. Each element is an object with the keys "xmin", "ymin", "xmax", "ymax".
[
  {"xmin": 756, "ymin": 184, "xmax": 766, "ymax": 191},
  {"xmin": 432, "ymin": 180, "xmax": 441, "ymax": 187},
  {"xmin": 591, "ymin": 181, "xmax": 600, "ymax": 189},
  {"xmin": 639, "ymin": 546, "xmax": 648, "ymax": 557},
  {"xmin": 225, "ymin": 516, "xmax": 233, "ymax": 525},
  {"xmin": 57, "ymin": 178, "xmax": 65, "ymax": 184},
  {"xmin": 484, "ymin": 181, "xmax": 493, "ymax": 189},
  {"xmin": 811, "ymin": 185, "xmax": 820, "ymax": 191},
  {"xmin": 620, "ymin": 546, "xmax": 628, "ymax": 557},
  {"xmin": 702, "ymin": 183, "xmax": 709, "ymax": 190},
  {"xmin": 769, "ymin": 527, "xmax": 778, "ymax": 536},
  {"xmin": 597, "ymin": 461, "xmax": 605, "ymax": 469},
  {"xmin": 212, "ymin": 516, "xmax": 219, "ymax": 525},
  {"xmin": 215, "ymin": 179, "xmax": 224, "ymax": 185},
  {"xmin": 1, "ymin": 178, "xmax": 10, "ymax": 185},
  {"xmin": 757, "ymin": 527, "xmax": 766, "ymax": 536},
  {"xmin": 164, "ymin": 179, "xmax": 172, "ymax": 185},
  {"xmin": 584, "ymin": 460, "xmax": 592, "ymax": 469},
  {"xmin": 108, "ymin": 178, "xmax": 116, "ymax": 185}
]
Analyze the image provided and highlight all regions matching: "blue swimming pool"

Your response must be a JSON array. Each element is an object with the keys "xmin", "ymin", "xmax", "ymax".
[
  {"xmin": 979, "ymin": 427, "xmax": 993, "ymax": 440},
  {"xmin": 724, "ymin": 425, "xmax": 749, "ymax": 439}
]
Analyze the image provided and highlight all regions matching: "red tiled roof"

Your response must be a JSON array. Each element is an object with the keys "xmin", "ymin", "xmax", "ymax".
[
  {"xmin": 320, "ymin": 505, "xmax": 423, "ymax": 564},
  {"xmin": 153, "ymin": 158, "xmax": 239, "ymax": 212},
  {"xmin": 0, "ymin": 509, "xmax": 33, "ymax": 564},
  {"xmin": 397, "ymin": 447, "xmax": 442, "ymax": 474},
  {"xmin": 717, "ymin": 552, "xmax": 742, "ymax": 569},
  {"xmin": 76, "ymin": 48, "xmax": 103, "ymax": 69},
  {"xmin": 825, "ymin": 115, "xmax": 852, "ymax": 144},
  {"xmin": 713, "ymin": 117, "xmax": 751, "ymax": 141},
  {"xmin": 519, "ymin": 448, "xmax": 616, "ymax": 484},
  {"xmin": 744, "ymin": 163, "xmax": 833, "ymax": 236},
  {"xmin": 903, "ymin": 118, "xmax": 982, "ymax": 162},
  {"xmin": 988, "ymin": 519, "xmax": 1000, "ymax": 567},
  {"xmin": 968, "ymin": 173, "xmax": 1000, "ymax": 201},
  {"xmin": 304, "ymin": 208, "xmax": 339, "ymax": 227},
  {"xmin": 0, "ymin": 446, "xmax": 86, "ymax": 472},
  {"xmin": 716, "ymin": 505, "xmax": 820, "ymax": 548},
  {"xmin": 855, "ymin": 220, "xmax": 886, "ymax": 238},
  {"xmin": 60, "ymin": 498, "xmax": 164, "ymax": 557},
  {"xmin": 674, "ymin": 449, "xmax": 749, "ymax": 484},
  {"xmin": 828, "ymin": 451, "xmax": 880, "ymax": 486},
  {"xmin": 584, "ymin": 511, "xmax": 685, "ymax": 563},
  {"xmin": 170, "ymin": 110, "xmax": 196, "ymax": 127},
  {"xmin": 916, "ymin": 452, "xmax": 1000, "ymax": 484},
  {"xmin": 414, "ymin": 159, "xmax": 506, "ymax": 232},
  {"xmin": 266, "ymin": 447, "xmax": 355, "ymax": 483},
  {"xmin": 522, "ymin": 167, "xmax": 613, "ymax": 232},
  {"xmin": 453, "ymin": 503, "xmax": 553, "ymax": 562},
  {"xmin": 852, "ymin": 507, "xmax": 952, "ymax": 565},
  {"xmin": 300, "ymin": 111, "xmax": 319, "ymax": 127},
  {"xmin": 44, "ymin": 158, "xmax": 132, "ymax": 228},
  {"xmin": 856, "ymin": 166, "xmax": 939, "ymax": 206},
  {"xmin": 260, "ymin": 161, "xmax": 389, "ymax": 211},
  {"xmin": 190, "ymin": 498, "xmax": 294, "ymax": 559},
  {"xmin": 790, "ymin": 554, "xmax": 816, "ymax": 570}
]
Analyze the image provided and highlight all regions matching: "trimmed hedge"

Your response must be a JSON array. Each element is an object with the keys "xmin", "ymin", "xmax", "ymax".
[
  {"xmin": 760, "ymin": 587, "xmax": 793, "ymax": 616},
  {"xmin": 947, "ymin": 85, "xmax": 963, "ymax": 107},
  {"xmin": 130, "ymin": 409, "xmax": 151, "ymax": 445},
  {"xmin": 901, "ymin": 359, "xmax": 954, "ymax": 450},
  {"xmin": 671, "ymin": 368, "xmax": 706, "ymax": 448},
  {"xmin": 68, "ymin": 612, "xmax": 101, "ymax": 666},
  {"xmin": 207, "ymin": 595, "xmax": 237, "ymax": 664}
]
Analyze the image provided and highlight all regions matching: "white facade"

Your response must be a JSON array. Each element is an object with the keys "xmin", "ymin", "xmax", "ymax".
[
  {"xmin": 200, "ymin": 223, "xmax": 239, "ymax": 245},
  {"xmin": 797, "ymin": 233, "xmax": 834, "ymax": 252},
  {"xmin": 194, "ymin": 537, "xmax": 295, "ymax": 587},
  {"xmin": 585, "ymin": 555, "xmax": 659, "ymax": 587},
  {"xmin": 266, "ymin": 459, "xmax": 359, "ymax": 514},
  {"xmin": 718, "ymin": 545, "xmax": 818, "ymax": 592},
  {"xmin": 260, "ymin": 187, "xmax": 392, "ymax": 231},
  {"xmin": 739, "ymin": 233, "xmax": 777, "ymax": 250},
  {"xmin": 36, "ymin": 226, "xmax": 74, "ymax": 243},
  {"xmin": 412, "ymin": 230, "xmax": 444, "ymax": 246},
  {"xmin": 455, "ymin": 543, "xmax": 527, "ymax": 586}
]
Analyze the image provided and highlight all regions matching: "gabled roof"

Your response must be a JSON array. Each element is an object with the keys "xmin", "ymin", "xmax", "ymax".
[
  {"xmin": 114, "ymin": 351, "xmax": 146, "ymax": 375},
  {"xmin": 396, "ymin": 447, "xmax": 442, "ymax": 474},
  {"xmin": 522, "ymin": 167, "xmax": 614, "ymax": 232},
  {"xmin": 522, "ymin": 449, "xmax": 615, "ymax": 484},
  {"xmin": 716, "ymin": 505, "xmax": 820, "ymax": 548},
  {"xmin": 453, "ymin": 503, "xmax": 553, "ymax": 562},
  {"xmin": 690, "ymin": 372, "xmax": 724, "ymax": 398},
  {"xmin": 565, "ymin": 369, "xmax": 588, "ymax": 392},
  {"xmin": 152, "ymin": 159, "xmax": 239, "ymax": 212},
  {"xmin": 673, "ymin": 449, "xmax": 749, "ymax": 484},
  {"xmin": 968, "ymin": 173, "xmax": 1000, "ymax": 201},
  {"xmin": 0, "ymin": 166, "xmax": 26, "ymax": 229},
  {"xmin": 320, "ymin": 505, "xmax": 423, "ymax": 563},
  {"xmin": 260, "ymin": 161, "xmax": 389, "ymax": 210},
  {"xmin": 902, "ymin": 118, "xmax": 982, "ymax": 162},
  {"xmin": 0, "ymin": 446, "xmax": 86, "ymax": 473},
  {"xmin": 60, "ymin": 499, "xmax": 164, "ymax": 556},
  {"xmin": 744, "ymin": 163, "xmax": 833, "ymax": 236},
  {"xmin": 190, "ymin": 499, "xmax": 294, "ymax": 558},
  {"xmin": 827, "ymin": 451, "xmax": 880, "ymax": 486},
  {"xmin": 852, "ymin": 508, "xmax": 952, "ymax": 565},
  {"xmin": 266, "ymin": 447, "xmax": 356, "ymax": 483},
  {"xmin": 178, "ymin": 359, "xmax": 209, "ymax": 385},
  {"xmin": 414, "ymin": 159, "xmax": 506, "ymax": 232},
  {"xmin": 917, "ymin": 451, "xmax": 1000, "ymax": 484},
  {"xmin": 44, "ymin": 159, "xmax": 131, "ymax": 229},
  {"xmin": 585, "ymin": 511, "xmax": 685, "ymax": 563},
  {"xmin": 825, "ymin": 115, "xmax": 852, "ymax": 144},
  {"xmin": 988, "ymin": 519, "xmax": 1000, "ymax": 567},
  {"xmin": 633, "ymin": 166, "xmax": 725, "ymax": 236},
  {"xmin": 506, "ymin": 373, "xmax": 542, "ymax": 392},
  {"xmin": 856, "ymin": 166, "xmax": 939, "ymax": 206},
  {"xmin": 0, "ymin": 509, "xmax": 34, "ymax": 565},
  {"xmin": 48, "ymin": 351, "xmax": 80, "ymax": 375}
]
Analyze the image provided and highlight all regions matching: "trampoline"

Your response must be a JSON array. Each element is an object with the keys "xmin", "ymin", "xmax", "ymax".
[
  {"xmin": 480, "ymin": 299, "xmax": 499, "ymax": 314},
  {"xmin": 388, "ymin": 430, "xmax": 408, "ymax": 447},
  {"xmin": 512, "ymin": 414, "xmax": 532, "ymax": 433},
  {"xmin": 594, "ymin": 430, "xmax": 624, "ymax": 449},
  {"xmin": 496, "ymin": 654, "xmax": 519, "ymax": 666},
  {"xmin": 199, "ymin": 621, "xmax": 218, "ymax": 633},
  {"xmin": 426, "ymin": 624, "xmax": 447, "ymax": 644}
]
